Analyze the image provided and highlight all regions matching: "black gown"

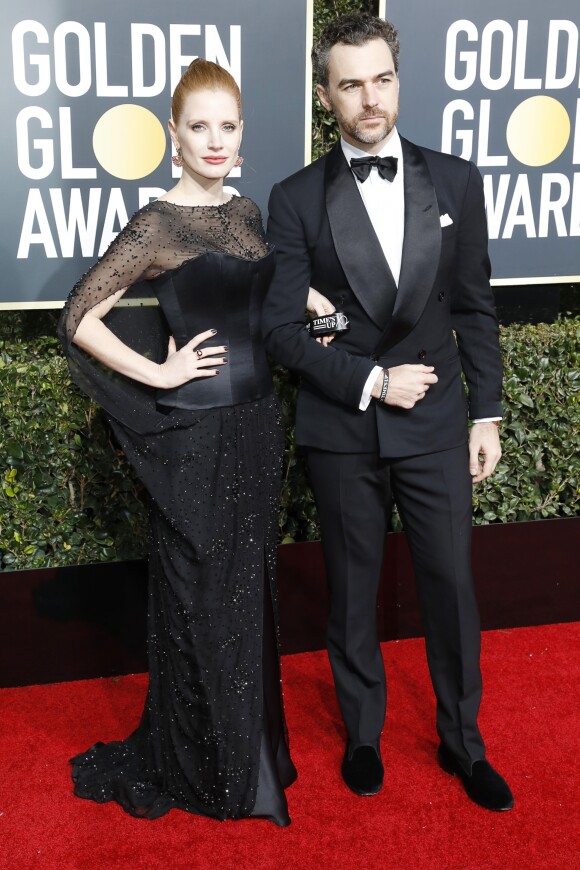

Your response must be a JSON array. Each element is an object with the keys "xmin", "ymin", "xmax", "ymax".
[{"xmin": 58, "ymin": 196, "xmax": 296, "ymax": 825}]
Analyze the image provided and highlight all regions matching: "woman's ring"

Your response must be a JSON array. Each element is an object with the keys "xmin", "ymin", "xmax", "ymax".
[{"xmin": 196, "ymin": 349, "xmax": 203, "ymax": 358}]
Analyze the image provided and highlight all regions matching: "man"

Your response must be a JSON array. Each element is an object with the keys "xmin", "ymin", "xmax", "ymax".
[{"xmin": 263, "ymin": 13, "xmax": 513, "ymax": 811}]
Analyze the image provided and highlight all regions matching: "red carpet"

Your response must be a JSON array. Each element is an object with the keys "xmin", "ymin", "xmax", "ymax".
[{"xmin": 0, "ymin": 623, "xmax": 578, "ymax": 870}]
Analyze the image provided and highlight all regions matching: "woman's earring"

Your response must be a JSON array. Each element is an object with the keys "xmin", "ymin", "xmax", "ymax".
[
  {"xmin": 234, "ymin": 155, "xmax": 244, "ymax": 167},
  {"xmin": 172, "ymin": 148, "xmax": 183, "ymax": 167}
]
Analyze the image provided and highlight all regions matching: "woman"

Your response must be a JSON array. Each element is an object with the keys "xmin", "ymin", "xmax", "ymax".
[{"xmin": 58, "ymin": 59, "xmax": 298, "ymax": 826}]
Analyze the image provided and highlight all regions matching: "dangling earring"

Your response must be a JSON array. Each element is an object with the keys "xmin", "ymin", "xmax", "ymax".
[
  {"xmin": 234, "ymin": 155, "xmax": 244, "ymax": 167},
  {"xmin": 172, "ymin": 147, "xmax": 183, "ymax": 168}
]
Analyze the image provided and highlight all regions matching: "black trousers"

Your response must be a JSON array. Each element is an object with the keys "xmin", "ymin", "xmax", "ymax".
[{"xmin": 306, "ymin": 444, "xmax": 485, "ymax": 773}]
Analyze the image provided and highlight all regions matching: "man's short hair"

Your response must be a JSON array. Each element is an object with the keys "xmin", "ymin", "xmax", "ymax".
[{"xmin": 312, "ymin": 13, "xmax": 400, "ymax": 89}]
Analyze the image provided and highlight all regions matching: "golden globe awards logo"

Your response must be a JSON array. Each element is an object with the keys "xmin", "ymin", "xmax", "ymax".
[
  {"xmin": 12, "ymin": 18, "xmax": 241, "ymax": 260},
  {"xmin": 92, "ymin": 105, "xmax": 166, "ymax": 181},
  {"xmin": 442, "ymin": 18, "xmax": 580, "ymax": 240},
  {"xmin": 1, "ymin": 0, "xmax": 308, "ymax": 305}
]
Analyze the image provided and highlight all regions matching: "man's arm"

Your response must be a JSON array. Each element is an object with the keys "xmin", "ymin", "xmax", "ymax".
[
  {"xmin": 451, "ymin": 161, "xmax": 503, "ymax": 420},
  {"xmin": 450, "ymin": 161, "xmax": 503, "ymax": 480},
  {"xmin": 263, "ymin": 182, "xmax": 376, "ymax": 409}
]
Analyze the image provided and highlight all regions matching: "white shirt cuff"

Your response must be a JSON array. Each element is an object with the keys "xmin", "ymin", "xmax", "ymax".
[
  {"xmin": 360, "ymin": 366, "xmax": 383, "ymax": 410},
  {"xmin": 360, "ymin": 373, "xmax": 503, "ymax": 421}
]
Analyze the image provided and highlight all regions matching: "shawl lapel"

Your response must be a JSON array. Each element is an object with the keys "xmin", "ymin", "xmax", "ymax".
[{"xmin": 324, "ymin": 142, "xmax": 397, "ymax": 328}]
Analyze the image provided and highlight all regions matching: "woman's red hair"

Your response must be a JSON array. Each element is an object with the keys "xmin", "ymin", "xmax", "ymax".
[{"xmin": 171, "ymin": 59, "xmax": 242, "ymax": 122}]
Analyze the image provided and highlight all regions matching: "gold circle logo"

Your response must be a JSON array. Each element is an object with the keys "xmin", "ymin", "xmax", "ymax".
[
  {"xmin": 93, "ymin": 105, "xmax": 166, "ymax": 180},
  {"xmin": 506, "ymin": 96, "xmax": 570, "ymax": 167}
]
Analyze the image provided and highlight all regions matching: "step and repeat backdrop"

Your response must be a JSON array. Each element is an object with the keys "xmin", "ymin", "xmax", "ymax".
[
  {"xmin": 3, "ymin": 1, "xmax": 579, "ymax": 306},
  {"xmin": 386, "ymin": 0, "xmax": 580, "ymax": 283},
  {"xmin": 1, "ymin": 0, "xmax": 310, "ymax": 307}
]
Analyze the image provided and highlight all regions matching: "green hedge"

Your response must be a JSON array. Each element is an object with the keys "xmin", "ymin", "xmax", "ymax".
[
  {"xmin": 1, "ymin": 318, "xmax": 578, "ymax": 569},
  {"xmin": 474, "ymin": 319, "xmax": 579, "ymax": 523},
  {"xmin": 0, "ymin": 333, "xmax": 147, "ymax": 568}
]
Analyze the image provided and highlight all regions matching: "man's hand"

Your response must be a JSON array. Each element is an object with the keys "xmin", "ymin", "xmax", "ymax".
[
  {"xmin": 306, "ymin": 287, "xmax": 336, "ymax": 346},
  {"xmin": 469, "ymin": 422, "xmax": 501, "ymax": 483},
  {"xmin": 372, "ymin": 365, "xmax": 438, "ymax": 409}
]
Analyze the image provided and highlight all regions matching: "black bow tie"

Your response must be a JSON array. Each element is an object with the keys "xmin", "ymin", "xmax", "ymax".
[{"xmin": 349, "ymin": 154, "xmax": 398, "ymax": 183}]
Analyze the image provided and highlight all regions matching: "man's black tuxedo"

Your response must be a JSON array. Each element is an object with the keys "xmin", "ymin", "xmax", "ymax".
[
  {"xmin": 263, "ymin": 136, "xmax": 503, "ymax": 772},
  {"xmin": 263, "ymin": 137, "xmax": 502, "ymax": 457}
]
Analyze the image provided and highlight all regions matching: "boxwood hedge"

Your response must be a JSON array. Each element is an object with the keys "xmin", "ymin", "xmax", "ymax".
[{"xmin": 1, "ymin": 317, "xmax": 578, "ymax": 569}]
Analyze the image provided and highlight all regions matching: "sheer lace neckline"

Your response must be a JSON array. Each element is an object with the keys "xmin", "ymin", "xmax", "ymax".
[{"xmin": 156, "ymin": 196, "xmax": 238, "ymax": 211}]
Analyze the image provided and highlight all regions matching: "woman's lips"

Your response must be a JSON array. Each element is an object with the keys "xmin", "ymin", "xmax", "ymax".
[{"xmin": 203, "ymin": 156, "xmax": 228, "ymax": 164}]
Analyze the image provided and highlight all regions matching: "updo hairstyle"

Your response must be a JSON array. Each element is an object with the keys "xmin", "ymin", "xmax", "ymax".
[{"xmin": 171, "ymin": 58, "xmax": 242, "ymax": 123}]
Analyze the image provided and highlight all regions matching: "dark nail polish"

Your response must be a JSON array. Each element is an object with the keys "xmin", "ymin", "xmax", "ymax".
[{"xmin": 211, "ymin": 329, "xmax": 217, "ymax": 334}]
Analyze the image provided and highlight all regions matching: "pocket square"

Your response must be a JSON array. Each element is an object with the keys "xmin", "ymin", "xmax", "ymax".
[{"xmin": 440, "ymin": 213, "xmax": 453, "ymax": 227}]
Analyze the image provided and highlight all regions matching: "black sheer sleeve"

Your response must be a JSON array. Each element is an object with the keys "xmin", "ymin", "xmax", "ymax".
[
  {"xmin": 59, "ymin": 207, "xmax": 165, "ymax": 345},
  {"xmin": 57, "ymin": 206, "xmax": 173, "ymax": 433}
]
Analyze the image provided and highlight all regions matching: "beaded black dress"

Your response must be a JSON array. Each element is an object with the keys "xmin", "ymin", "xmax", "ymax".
[{"xmin": 58, "ymin": 196, "xmax": 296, "ymax": 825}]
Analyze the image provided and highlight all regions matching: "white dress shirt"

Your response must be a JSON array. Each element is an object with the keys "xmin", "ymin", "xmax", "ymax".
[
  {"xmin": 341, "ymin": 132, "xmax": 500, "ymax": 423},
  {"xmin": 341, "ymin": 132, "xmax": 405, "ymax": 286},
  {"xmin": 341, "ymin": 132, "xmax": 403, "ymax": 410}
]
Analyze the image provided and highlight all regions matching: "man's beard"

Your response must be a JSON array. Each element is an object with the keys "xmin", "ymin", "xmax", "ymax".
[{"xmin": 334, "ymin": 104, "xmax": 399, "ymax": 146}]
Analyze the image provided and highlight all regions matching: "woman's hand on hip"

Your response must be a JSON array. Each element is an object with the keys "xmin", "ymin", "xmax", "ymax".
[{"xmin": 157, "ymin": 330, "xmax": 227, "ymax": 389}]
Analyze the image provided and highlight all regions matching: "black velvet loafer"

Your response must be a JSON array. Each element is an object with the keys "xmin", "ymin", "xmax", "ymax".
[
  {"xmin": 341, "ymin": 744, "xmax": 384, "ymax": 796},
  {"xmin": 438, "ymin": 743, "xmax": 514, "ymax": 811}
]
